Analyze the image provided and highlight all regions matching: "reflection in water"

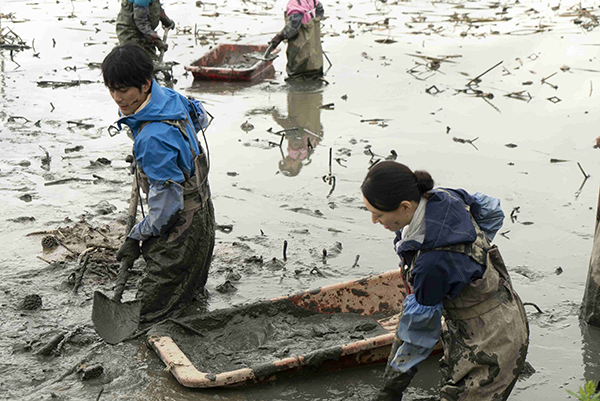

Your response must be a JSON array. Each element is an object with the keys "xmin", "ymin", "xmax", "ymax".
[
  {"xmin": 272, "ymin": 86, "xmax": 323, "ymax": 177},
  {"xmin": 187, "ymin": 66, "xmax": 275, "ymax": 95},
  {"xmin": 580, "ymin": 321, "xmax": 600, "ymax": 384}
]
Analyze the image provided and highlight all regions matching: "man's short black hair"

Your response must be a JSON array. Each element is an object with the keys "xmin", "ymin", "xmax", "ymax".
[{"xmin": 101, "ymin": 43, "xmax": 154, "ymax": 90}]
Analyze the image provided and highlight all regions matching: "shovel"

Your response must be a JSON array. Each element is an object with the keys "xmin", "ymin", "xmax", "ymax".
[
  {"xmin": 248, "ymin": 42, "xmax": 279, "ymax": 62},
  {"xmin": 158, "ymin": 25, "xmax": 171, "ymax": 63},
  {"xmin": 153, "ymin": 26, "xmax": 172, "ymax": 74},
  {"xmin": 92, "ymin": 173, "xmax": 142, "ymax": 344}
]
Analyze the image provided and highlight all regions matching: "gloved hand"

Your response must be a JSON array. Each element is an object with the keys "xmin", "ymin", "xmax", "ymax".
[
  {"xmin": 162, "ymin": 18, "xmax": 175, "ymax": 30},
  {"xmin": 269, "ymin": 32, "xmax": 284, "ymax": 47},
  {"xmin": 371, "ymin": 366, "xmax": 417, "ymax": 401},
  {"xmin": 149, "ymin": 32, "xmax": 168, "ymax": 51},
  {"xmin": 160, "ymin": 9, "xmax": 175, "ymax": 30},
  {"xmin": 116, "ymin": 238, "xmax": 141, "ymax": 262}
]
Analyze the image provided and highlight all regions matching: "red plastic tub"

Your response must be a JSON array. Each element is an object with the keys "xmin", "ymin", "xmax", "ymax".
[{"xmin": 185, "ymin": 44, "xmax": 280, "ymax": 81}]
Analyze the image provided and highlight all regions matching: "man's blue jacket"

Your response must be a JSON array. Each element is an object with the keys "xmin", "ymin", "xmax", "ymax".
[{"xmin": 116, "ymin": 80, "xmax": 208, "ymax": 241}]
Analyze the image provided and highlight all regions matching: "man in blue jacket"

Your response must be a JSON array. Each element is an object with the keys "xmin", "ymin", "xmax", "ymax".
[{"xmin": 101, "ymin": 43, "xmax": 215, "ymax": 323}]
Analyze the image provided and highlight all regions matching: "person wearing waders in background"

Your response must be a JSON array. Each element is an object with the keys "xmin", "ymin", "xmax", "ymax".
[
  {"xmin": 360, "ymin": 161, "xmax": 530, "ymax": 401},
  {"xmin": 269, "ymin": 0, "xmax": 324, "ymax": 81},
  {"xmin": 115, "ymin": 0, "xmax": 174, "ymax": 61},
  {"xmin": 101, "ymin": 44, "xmax": 215, "ymax": 323}
]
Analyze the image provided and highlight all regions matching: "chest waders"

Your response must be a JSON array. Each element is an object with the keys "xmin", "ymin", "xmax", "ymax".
[
  {"xmin": 133, "ymin": 118, "xmax": 215, "ymax": 323},
  {"xmin": 285, "ymin": 10, "xmax": 323, "ymax": 80},
  {"xmin": 401, "ymin": 213, "xmax": 529, "ymax": 401},
  {"xmin": 116, "ymin": 0, "xmax": 162, "ymax": 60}
]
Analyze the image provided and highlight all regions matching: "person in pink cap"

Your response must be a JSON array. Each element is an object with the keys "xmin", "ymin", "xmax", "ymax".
[{"xmin": 269, "ymin": 0, "xmax": 325, "ymax": 80}]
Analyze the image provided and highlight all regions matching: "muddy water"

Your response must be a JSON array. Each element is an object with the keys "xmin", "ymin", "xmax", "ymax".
[{"xmin": 1, "ymin": 0, "xmax": 600, "ymax": 399}]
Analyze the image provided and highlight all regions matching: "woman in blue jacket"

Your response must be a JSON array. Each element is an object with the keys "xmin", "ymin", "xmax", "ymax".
[
  {"xmin": 102, "ymin": 44, "xmax": 215, "ymax": 323},
  {"xmin": 361, "ymin": 161, "xmax": 529, "ymax": 401}
]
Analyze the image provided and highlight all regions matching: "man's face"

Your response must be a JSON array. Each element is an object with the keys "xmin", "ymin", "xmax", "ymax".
[{"xmin": 108, "ymin": 80, "xmax": 151, "ymax": 115}]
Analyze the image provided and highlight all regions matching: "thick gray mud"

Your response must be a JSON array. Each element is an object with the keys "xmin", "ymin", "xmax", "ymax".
[
  {"xmin": 217, "ymin": 52, "xmax": 268, "ymax": 69},
  {"xmin": 2, "ymin": 0, "xmax": 600, "ymax": 399},
  {"xmin": 152, "ymin": 299, "xmax": 388, "ymax": 374}
]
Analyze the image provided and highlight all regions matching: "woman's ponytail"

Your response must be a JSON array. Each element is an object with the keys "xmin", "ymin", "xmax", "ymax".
[{"xmin": 414, "ymin": 170, "xmax": 434, "ymax": 197}]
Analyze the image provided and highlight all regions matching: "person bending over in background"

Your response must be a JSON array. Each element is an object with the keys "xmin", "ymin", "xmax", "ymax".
[
  {"xmin": 116, "ymin": 0, "xmax": 174, "ymax": 61},
  {"xmin": 361, "ymin": 161, "xmax": 529, "ymax": 401},
  {"xmin": 101, "ymin": 43, "xmax": 215, "ymax": 323}
]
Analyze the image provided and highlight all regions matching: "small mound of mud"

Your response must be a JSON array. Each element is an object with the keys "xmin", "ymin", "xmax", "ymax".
[
  {"xmin": 20, "ymin": 294, "xmax": 42, "ymax": 310},
  {"xmin": 90, "ymin": 200, "xmax": 117, "ymax": 216},
  {"xmin": 8, "ymin": 216, "xmax": 36, "ymax": 223},
  {"xmin": 151, "ymin": 300, "xmax": 388, "ymax": 374},
  {"xmin": 79, "ymin": 364, "xmax": 104, "ymax": 381},
  {"xmin": 215, "ymin": 280, "xmax": 237, "ymax": 293}
]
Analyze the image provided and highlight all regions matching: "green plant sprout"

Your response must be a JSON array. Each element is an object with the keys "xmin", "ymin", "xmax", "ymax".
[{"xmin": 567, "ymin": 381, "xmax": 600, "ymax": 401}]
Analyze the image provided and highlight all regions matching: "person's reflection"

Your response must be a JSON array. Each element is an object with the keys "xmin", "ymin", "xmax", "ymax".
[
  {"xmin": 580, "ymin": 321, "xmax": 600, "ymax": 386},
  {"xmin": 272, "ymin": 89, "xmax": 323, "ymax": 177}
]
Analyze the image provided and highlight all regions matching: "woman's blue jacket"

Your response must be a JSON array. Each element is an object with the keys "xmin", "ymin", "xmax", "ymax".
[{"xmin": 389, "ymin": 188, "xmax": 504, "ymax": 372}]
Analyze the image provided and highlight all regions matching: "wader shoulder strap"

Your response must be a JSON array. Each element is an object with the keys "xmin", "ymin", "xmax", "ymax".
[
  {"xmin": 137, "ymin": 119, "xmax": 208, "ymax": 201},
  {"xmin": 422, "ymin": 241, "xmax": 487, "ymax": 266}
]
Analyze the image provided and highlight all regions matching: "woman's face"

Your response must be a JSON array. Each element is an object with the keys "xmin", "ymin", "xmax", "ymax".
[{"xmin": 363, "ymin": 196, "xmax": 416, "ymax": 232}]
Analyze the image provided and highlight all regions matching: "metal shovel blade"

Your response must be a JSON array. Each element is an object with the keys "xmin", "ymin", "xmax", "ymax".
[
  {"xmin": 92, "ymin": 291, "xmax": 141, "ymax": 345},
  {"xmin": 250, "ymin": 42, "xmax": 278, "ymax": 61},
  {"xmin": 249, "ymin": 54, "xmax": 278, "ymax": 62}
]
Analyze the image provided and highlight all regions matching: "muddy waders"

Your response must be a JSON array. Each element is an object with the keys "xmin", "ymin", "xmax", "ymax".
[
  {"xmin": 116, "ymin": 0, "xmax": 162, "ymax": 61},
  {"xmin": 136, "ymin": 119, "xmax": 215, "ymax": 323},
  {"xmin": 434, "ymin": 221, "xmax": 529, "ymax": 401},
  {"xmin": 285, "ymin": 15, "xmax": 323, "ymax": 80}
]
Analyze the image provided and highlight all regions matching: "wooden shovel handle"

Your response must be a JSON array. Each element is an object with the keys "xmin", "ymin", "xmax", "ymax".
[
  {"xmin": 113, "ymin": 172, "xmax": 141, "ymax": 302},
  {"xmin": 125, "ymin": 171, "xmax": 140, "ymax": 235},
  {"xmin": 158, "ymin": 27, "xmax": 171, "ymax": 62},
  {"xmin": 113, "ymin": 257, "xmax": 135, "ymax": 302}
]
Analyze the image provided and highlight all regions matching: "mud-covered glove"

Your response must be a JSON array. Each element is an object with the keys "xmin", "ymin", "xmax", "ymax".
[
  {"xmin": 160, "ymin": 8, "xmax": 175, "ymax": 30},
  {"xmin": 269, "ymin": 32, "xmax": 284, "ymax": 47},
  {"xmin": 149, "ymin": 32, "xmax": 168, "ymax": 51},
  {"xmin": 116, "ymin": 238, "xmax": 141, "ymax": 262},
  {"xmin": 371, "ymin": 366, "xmax": 417, "ymax": 401},
  {"xmin": 162, "ymin": 18, "xmax": 175, "ymax": 30}
]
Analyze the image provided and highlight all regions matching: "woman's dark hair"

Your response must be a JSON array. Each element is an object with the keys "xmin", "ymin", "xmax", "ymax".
[
  {"xmin": 361, "ymin": 161, "xmax": 434, "ymax": 212},
  {"xmin": 101, "ymin": 43, "xmax": 154, "ymax": 90}
]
